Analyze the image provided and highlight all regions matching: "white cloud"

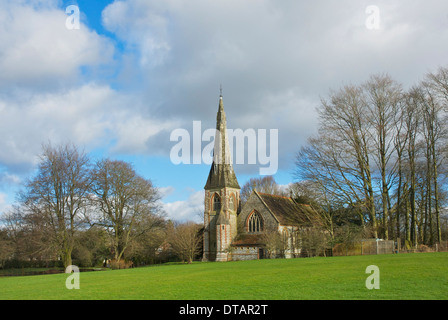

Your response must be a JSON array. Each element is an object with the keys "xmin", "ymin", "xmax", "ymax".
[
  {"xmin": 158, "ymin": 186, "xmax": 175, "ymax": 198},
  {"xmin": 0, "ymin": 83, "xmax": 178, "ymax": 171},
  {"xmin": 99, "ymin": 0, "xmax": 448, "ymax": 173},
  {"xmin": 2, "ymin": 0, "xmax": 448, "ymax": 214},
  {"xmin": 102, "ymin": 0, "xmax": 171, "ymax": 67},
  {"xmin": 0, "ymin": 1, "xmax": 118, "ymax": 171},
  {"xmin": 0, "ymin": 1, "xmax": 114, "ymax": 88},
  {"xmin": 161, "ymin": 189, "xmax": 204, "ymax": 223},
  {"xmin": 0, "ymin": 192, "xmax": 11, "ymax": 215},
  {"xmin": 0, "ymin": 172, "xmax": 21, "ymax": 187}
]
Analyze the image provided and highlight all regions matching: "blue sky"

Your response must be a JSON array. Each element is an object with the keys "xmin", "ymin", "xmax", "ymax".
[{"xmin": 1, "ymin": 0, "xmax": 448, "ymax": 221}]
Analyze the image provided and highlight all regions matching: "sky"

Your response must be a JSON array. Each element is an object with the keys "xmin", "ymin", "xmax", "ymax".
[{"xmin": 1, "ymin": 0, "xmax": 448, "ymax": 222}]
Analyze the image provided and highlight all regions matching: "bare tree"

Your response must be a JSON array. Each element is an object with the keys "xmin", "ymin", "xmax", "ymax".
[
  {"xmin": 426, "ymin": 66, "xmax": 448, "ymax": 108},
  {"xmin": 421, "ymin": 72, "xmax": 448, "ymax": 244},
  {"xmin": 259, "ymin": 225, "xmax": 284, "ymax": 258},
  {"xmin": 90, "ymin": 159, "xmax": 161, "ymax": 262},
  {"xmin": 401, "ymin": 87, "xmax": 422, "ymax": 246},
  {"xmin": 19, "ymin": 143, "xmax": 91, "ymax": 268},
  {"xmin": 168, "ymin": 221, "xmax": 203, "ymax": 263},
  {"xmin": 364, "ymin": 74, "xmax": 402, "ymax": 240},
  {"xmin": 299, "ymin": 227, "xmax": 330, "ymax": 257},
  {"xmin": 240, "ymin": 176, "xmax": 285, "ymax": 205},
  {"xmin": 0, "ymin": 229, "xmax": 14, "ymax": 268},
  {"xmin": 285, "ymin": 181, "xmax": 336, "ymax": 245},
  {"xmin": 2, "ymin": 205, "xmax": 56, "ymax": 263},
  {"xmin": 124, "ymin": 214, "xmax": 167, "ymax": 265},
  {"xmin": 298, "ymin": 84, "xmax": 378, "ymax": 237}
]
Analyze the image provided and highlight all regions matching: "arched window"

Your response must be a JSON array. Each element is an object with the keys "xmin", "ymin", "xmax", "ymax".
[
  {"xmin": 247, "ymin": 211, "xmax": 263, "ymax": 233},
  {"xmin": 229, "ymin": 194, "xmax": 235, "ymax": 211},
  {"xmin": 213, "ymin": 194, "xmax": 221, "ymax": 211}
]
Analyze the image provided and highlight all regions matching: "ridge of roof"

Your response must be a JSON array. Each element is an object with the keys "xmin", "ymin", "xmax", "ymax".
[
  {"xmin": 253, "ymin": 190, "xmax": 280, "ymax": 224},
  {"xmin": 256, "ymin": 192, "xmax": 293, "ymax": 200},
  {"xmin": 255, "ymin": 190, "xmax": 314, "ymax": 226}
]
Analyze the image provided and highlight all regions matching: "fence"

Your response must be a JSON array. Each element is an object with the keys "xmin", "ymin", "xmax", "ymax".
[
  {"xmin": 361, "ymin": 239, "xmax": 394, "ymax": 255},
  {"xmin": 333, "ymin": 239, "xmax": 395, "ymax": 256}
]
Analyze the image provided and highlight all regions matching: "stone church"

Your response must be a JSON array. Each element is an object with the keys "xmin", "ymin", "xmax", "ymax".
[{"xmin": 202, "ymin": 94, "xmax": 317, "ymax": 261}]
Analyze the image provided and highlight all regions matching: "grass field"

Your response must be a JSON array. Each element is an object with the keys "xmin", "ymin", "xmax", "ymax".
[{"xmin": 0, "ymin": 252, "xmax": 447, "ymax": 300}]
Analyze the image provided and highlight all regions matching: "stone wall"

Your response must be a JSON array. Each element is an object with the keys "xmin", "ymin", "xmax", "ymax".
[{"xmin": 231, "ymin": 246, "xmax": 259, "ymax": 261}]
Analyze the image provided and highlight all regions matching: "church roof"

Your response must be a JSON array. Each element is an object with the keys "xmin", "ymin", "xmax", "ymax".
[
  {"xmin": 255, "ymin": 191, "xmax": 318, "ymax": 227},
  {"xmin": 216, "ymin": 211, "xmax": 230, "ymax": 225},
  {"xmin": 232, "ymin": 234, "xmax": 264, "ymax": 247},
  {"xmin": 204, "ymin": 95, "xmax": 240, "ymax": 190}
]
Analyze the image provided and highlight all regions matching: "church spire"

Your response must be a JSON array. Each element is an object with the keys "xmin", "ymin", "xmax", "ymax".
[{"xmin": 204, "ymin": 94, "xmax": 240, "ymax": 190}]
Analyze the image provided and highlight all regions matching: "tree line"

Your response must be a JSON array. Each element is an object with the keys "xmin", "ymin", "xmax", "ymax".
[
  {"xmin": 2, "ymin": 67, "xmax": 448, "ymax": 267},
  {"xmin": 0, "ymin": 143, "xmax": 202, "ymax": 269},
  {"xmin": 295, "ymin": 66, "xmax": 448, "ymax": 249}
]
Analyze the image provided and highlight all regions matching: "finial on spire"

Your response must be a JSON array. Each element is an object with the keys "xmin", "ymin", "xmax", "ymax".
[{"xmin": 219, "ymin": 84, "xmax": 223, "ymax": 98}]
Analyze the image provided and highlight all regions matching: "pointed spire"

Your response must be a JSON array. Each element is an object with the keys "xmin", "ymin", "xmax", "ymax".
[{"xmin": 204, "ymin": 94, "xmax": 240, "ymax": 190}]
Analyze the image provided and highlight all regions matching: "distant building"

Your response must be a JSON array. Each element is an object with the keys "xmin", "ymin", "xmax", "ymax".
[{"xmin": 203, "ymin": 94, "xmax": 317, "ymax": 261}]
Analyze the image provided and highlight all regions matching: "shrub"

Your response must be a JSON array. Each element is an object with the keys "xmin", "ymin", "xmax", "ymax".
[{"xmin": 109, "ymin": 259, "xmax": 133, "ymax": 270}]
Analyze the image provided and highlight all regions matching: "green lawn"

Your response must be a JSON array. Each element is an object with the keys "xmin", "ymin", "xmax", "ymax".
[{"xmin": 1, "ymin": 252, "xmax": 447, "ymax": 300}]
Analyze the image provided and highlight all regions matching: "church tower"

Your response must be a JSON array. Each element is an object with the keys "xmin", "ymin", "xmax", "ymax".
[{"xmin": 203, "ymin": 93, "xmax": 240, "ymax": 262}]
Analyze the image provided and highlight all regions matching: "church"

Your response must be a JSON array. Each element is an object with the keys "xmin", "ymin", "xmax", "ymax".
[{"xmin": 202, "ymin": 94, "xmax": 318, "ymax": 261}]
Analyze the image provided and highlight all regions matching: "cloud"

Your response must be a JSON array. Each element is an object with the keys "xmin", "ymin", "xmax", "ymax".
[
  {"xmin": 0, "ymin": 1, "xmax": 115, "ymax": 171},
  {"xmin": 0, "ymin": 1, "xmax": 179, "ymax": 173},
  {"xmin": 100, "ymin": 0, "xmax": 448, "ymax": 174},
  {"xmin": 0, "ymin": 83, "xmax": 179, "ymax": 172},
  {"xmin": 2, "ymin": 0, "xmax": 448, "ymax": 212},
  {"xmin": 0, "ymin": 1, "xmax": 114, "ymax": 90},
  {"xmin": 0, "ymin": 172, "xmax": 21, "ymax": 188},
  {"xmin": 102, "ymin": 0, "xmax": 171, "ymax": 67},
  {"xmin": 158, "ymin": 186, "xmax": 175, "ymax": 198},
  {"xmin": 0, "ymin": 192, "xmax": 11, "ymax": 215},
  {"xmin": 160, "ymin": 189, "xmax": 204, "ymax": 223}
]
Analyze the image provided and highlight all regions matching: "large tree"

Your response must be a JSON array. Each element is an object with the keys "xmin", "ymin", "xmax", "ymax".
[
  {"xmin": 19, "ymin": 143, "xmax": 91, "ymax": 268},
  {"xmin": 90, "ymin": 159, "xmax": 161, "ymax": 262},
  {"xmin": 296, "ymin": 69, "xmax": 448, "ymax": 247},
  {"xmin": 364, "ymin": 74, "xmax": 402, "ymax": 240},
  {"xmin": 421, "ymin": 69, "xmax": 448, "ymax": 244},
  {"xmin": 298, "ymin": 84, "xmax": 378, "ymax": 237}
]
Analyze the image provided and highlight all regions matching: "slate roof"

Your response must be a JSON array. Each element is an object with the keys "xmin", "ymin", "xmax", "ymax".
[
  {"xmin": 232, "ymin": 234, "xmax": 264, "ymax": 246},
  {"xmin": 216, "ymin": 211, "xmax": 230, "ymax": 225},
  {"xmin": 255, "ymin": 191, "xmax": 318, "ymax": 227}
]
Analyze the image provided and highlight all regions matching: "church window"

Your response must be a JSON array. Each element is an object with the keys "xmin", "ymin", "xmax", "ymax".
[
  {"xmin": 213, "ymin": 194, "xmax": 221, "ymax": 211},
  {"xmin": 229, "ymin": 195, "xmax": 235, "ymax": 211},
  {"xmin": 247, "ymin": 211, "xmax": 263, "ymax": 233}
]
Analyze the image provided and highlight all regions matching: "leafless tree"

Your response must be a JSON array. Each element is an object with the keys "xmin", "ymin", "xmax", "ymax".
[
  {"xmin": 240, "ymin": 176, "xmax": 285, "ymax": 205},
  {"xmin": 167, "ymin": 221, "xmax": 203, "ymax": 263},
  {"xmin": 421, "ymin": 71, "xmax": 448, "ymax": 244},
  {"xmin": 364, "ymin": 74, "xmax": 402, "ymax": 240},
  {"xmin": 297, "ymin": 84, "xmax": 378, "ymax": 237},
  {"xmin": 18, "ymin": 143, "xmax": 91, "ymax": 268},
  {"xmin": 296, "ymin": 68, "xmax": 448, "ymax": 248},
  {"xmin": 90, "ymin": 159, "xmax": 161, "ymax": 262},
  {"xmin": 259, "ymin": 225, "xmax": 284, "ymax": 258}
]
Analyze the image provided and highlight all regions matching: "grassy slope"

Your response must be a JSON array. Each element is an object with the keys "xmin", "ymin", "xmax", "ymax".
[{"xmin": 0, "ymin": 252, "xmax": 447, "ymax": 300}]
